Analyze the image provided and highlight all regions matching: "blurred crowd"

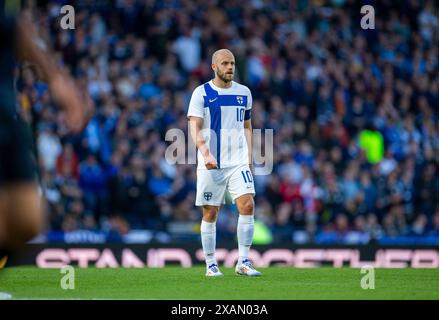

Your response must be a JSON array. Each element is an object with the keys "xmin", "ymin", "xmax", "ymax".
[{"xmin": 17, "ymin": 0, "xmax": 439, "ymax": 243}]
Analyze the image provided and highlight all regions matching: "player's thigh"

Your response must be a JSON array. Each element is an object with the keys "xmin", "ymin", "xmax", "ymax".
[
  {"xmin": 227, "ymin": 165, "xmax": 255, "ymax": 203},
  {"xmin": 196, "ymin": 169, "xmax": 227, "ymax": 206}
]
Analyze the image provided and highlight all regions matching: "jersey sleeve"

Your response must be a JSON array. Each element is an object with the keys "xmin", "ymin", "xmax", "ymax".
[
  {"xmin": 244, "ymin": 88, "xmax": 252, "ymax": 120},
  {"xmin": 187, "ymin": 86, "xmax": 205, "ymax": 118}
]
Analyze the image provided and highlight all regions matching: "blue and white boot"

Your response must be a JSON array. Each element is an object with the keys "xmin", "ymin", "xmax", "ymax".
[
  {"xmin": 206, "ymin": 263, "xmax": 224, "ymax": 277},
  {"xmin": 235, "ymin": 259, "xmax": 262, "ymax": 276}
]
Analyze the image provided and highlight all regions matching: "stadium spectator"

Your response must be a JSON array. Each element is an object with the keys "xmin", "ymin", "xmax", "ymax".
[{"xmin": 16, "ymin": 0, "xmax": 439, "ymax": 244}]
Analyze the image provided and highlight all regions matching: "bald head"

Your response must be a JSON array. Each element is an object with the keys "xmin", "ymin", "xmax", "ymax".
[
  {"xmin": 211, "ymin": 49, "xmax": 235, "ymax": 85},
  {"xmin": 212, "ymin": 49, "xmax": 234, "ymax": 65}
]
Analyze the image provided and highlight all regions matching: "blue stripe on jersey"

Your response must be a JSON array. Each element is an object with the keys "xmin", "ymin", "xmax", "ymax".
[
  {"xmin": 203, "ymin": 95, "xmax": 248, "ymax": 108},
  {"xmin": 203, "ymin": 83, "xmax": 221, "ymax": 168},
  {"xmin": 244, "ymin": 109, "xmax": 251, "ymax": 120}
]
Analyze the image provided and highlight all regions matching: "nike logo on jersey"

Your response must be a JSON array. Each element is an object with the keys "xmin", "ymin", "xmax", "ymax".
[{"xmin": 209, "ymin": 98, "xmax": 218, "ymax": 103}]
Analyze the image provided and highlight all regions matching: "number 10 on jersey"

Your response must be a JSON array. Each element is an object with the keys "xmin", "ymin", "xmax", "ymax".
[{"xmin": 237, "ymin": 107, "xmax": 245, "ymax": 122}]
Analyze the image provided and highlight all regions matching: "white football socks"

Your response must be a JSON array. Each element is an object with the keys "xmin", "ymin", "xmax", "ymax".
[
  {"xmin": 201, "ymin": 220, "xmax": 217, "ymax": 267},
  {"xmin": 237, "ymin": 214, "xmax": 254, "ymax": 263}
]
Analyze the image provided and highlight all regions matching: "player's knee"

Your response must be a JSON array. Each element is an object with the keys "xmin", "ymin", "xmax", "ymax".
[
  {"xmin": 19, "ymin": 209, "xmax": 44, "ymax": 241},
  {"xmin": 202, "ymin": 207, "xmax": 219, "ymax": 222},
  {"xmin": 239, "ymin": 197, "xmax": 254, "ymax": 214},
  {"xmin": 6, "ymin": 197, "xmax": 44, "ymax": 248}
]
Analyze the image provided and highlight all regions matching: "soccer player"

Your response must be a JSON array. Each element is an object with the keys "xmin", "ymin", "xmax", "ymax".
[
  {"xmin": 0, "ymin": 2, "xmax": 91, "ymax": 267},
  {"xmin": 187, "ymin": 49, "xmax": 261, "ymax": 277}
]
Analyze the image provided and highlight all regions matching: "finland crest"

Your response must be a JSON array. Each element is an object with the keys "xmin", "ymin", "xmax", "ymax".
[
  {"xmin": 204, "ymin": 192, "xmax": 213, "ymax": 201},
  {"xmin": 236, "ymin": 96, "xmax": 244, "ymax": 105}
]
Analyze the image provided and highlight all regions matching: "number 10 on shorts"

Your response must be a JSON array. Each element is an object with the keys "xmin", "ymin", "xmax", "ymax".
[{"xmin": 241, "ymin": 170, "xmax": 253, "ymax": 183}]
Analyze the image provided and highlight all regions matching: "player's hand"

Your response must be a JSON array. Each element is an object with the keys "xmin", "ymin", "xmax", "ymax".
[
  {"xmin": 49, "ymin": 73, "xmax": 94, "ymax": 133},
  {"xmin": 204, "ymin": 153, "xmax": 218, "ymax": 170}
]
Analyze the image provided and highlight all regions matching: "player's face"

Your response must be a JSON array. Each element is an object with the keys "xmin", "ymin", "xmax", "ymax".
[{"xmin": 213, "ymin": 55, "xmax": 235, "ymax": 83}]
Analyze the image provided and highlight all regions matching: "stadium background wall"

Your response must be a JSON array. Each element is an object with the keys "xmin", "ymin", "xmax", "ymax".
[{"xmin": 8, "ymin": 244, "xmax": 439, "ymax": 268}]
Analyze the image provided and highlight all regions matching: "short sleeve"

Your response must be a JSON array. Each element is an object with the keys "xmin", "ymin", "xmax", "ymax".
[
  {"xmin": 244, "ymin": 88, "xmax": 252, "ymax": 120},
  {"xmin": 187, "ymin": 86, "xmax": 205, "ymax": 118},
  {"xmin": 246, "ymin": 88, "xmax": 253, "ymax": 111}
]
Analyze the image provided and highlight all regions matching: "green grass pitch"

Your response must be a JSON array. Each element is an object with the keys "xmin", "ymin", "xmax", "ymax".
[{"xmin": 1, "ymin": 266, "xmax": 439, "ymax": 300}]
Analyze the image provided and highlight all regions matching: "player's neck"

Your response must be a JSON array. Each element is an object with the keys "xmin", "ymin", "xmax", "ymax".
[{"xmin": 212, "ymin": 77, "xmax": 232, "ymax": 89}]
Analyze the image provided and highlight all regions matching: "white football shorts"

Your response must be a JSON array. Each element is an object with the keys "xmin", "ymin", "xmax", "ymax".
[{"xmin": 195, "ymin": 164, "xmax": 255, "ymax": 206}]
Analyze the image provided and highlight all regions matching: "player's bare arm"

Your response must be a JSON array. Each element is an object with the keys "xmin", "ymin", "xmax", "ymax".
[
  {"xmin": 244, "ymin": 119, "xmax": 253, "ymax": 175},
  {"xmin": 188, "ymin": 116, "xmax": 218, "ymax": 170},
  {"xmin": 15, "ymin": 13, "xmax": 92, "ymax": 133}
]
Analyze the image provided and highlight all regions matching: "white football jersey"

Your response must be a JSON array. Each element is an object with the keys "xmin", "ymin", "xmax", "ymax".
[{"xmin": 187, "ymin": 80, "xmax": 252, "ymax": 169}]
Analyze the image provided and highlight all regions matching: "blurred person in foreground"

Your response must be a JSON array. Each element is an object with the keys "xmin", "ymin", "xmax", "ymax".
[{"xmin": 0, "ymin": 1, "xmax": 92, "ymax": 268}]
